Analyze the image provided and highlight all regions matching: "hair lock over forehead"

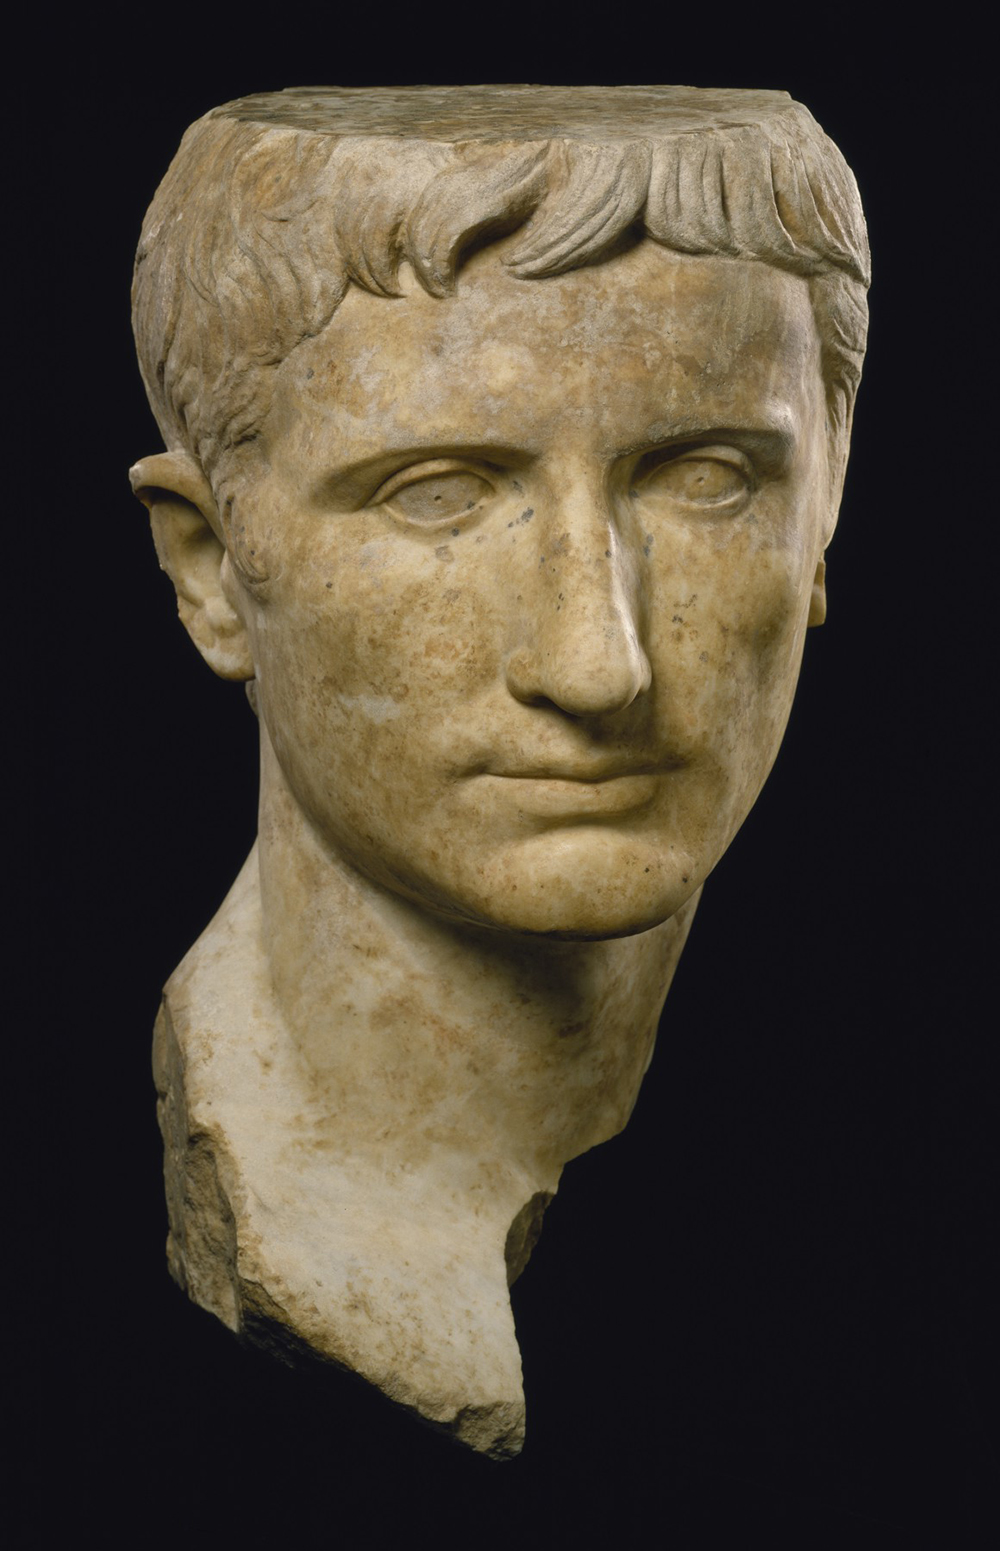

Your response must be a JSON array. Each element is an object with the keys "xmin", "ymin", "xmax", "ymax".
[{"xmin": 133, "ymin": 99, "xmax": 870, "ymax": 505}]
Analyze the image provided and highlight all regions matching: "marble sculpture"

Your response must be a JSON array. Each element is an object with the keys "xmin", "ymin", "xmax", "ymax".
[{"xmin": 130, "ymin": 84, "xmax": 870, "ymax": 1456}]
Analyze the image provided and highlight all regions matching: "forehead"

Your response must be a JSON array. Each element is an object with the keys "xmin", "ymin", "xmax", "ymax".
[{"xmin": 267, "ymin": 244, "xmax": 822, "ymax": 461}]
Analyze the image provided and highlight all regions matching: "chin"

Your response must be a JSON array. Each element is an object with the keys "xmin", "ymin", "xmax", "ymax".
[{"xmin": 423, "ymin": 827, "xmax": 705, "ymax": 940}]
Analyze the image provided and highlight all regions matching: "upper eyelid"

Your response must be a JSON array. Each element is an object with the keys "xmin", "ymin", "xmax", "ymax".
[
  {"xmin": 313, "ymin": 447, "xmax": 527, "ymax": 510},
  {"xmin": 369, "ymin": 457, "xmax": 497, "ymax": 506},
  {"xmin": 629, "ymin": 430, "xmax": 792, "ymax": 477},
  {"xmin": 636, "ymin": 443, "xmax": 753, "ymax": 472}
]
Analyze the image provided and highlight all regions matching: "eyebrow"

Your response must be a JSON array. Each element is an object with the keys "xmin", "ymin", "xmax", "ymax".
[
  {"xmin": 618, "ymin": 413, "xmax": 799, "ymax": 464},
  {"xmin": 310, "ymin": 414, "xmax": 800, "ymax": 508}
]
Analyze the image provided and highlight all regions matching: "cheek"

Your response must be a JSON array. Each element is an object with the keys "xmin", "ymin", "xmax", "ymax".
[
  {"xmin": 648, "ymin": 526, "xmax": 810, "ymax": 778},
  {"xmin": 246, "ymin": 528, "xmax": 500, "ymax": 786},
  {"xmin": 322, "ymin": 536, "xmax": 502, "ymax": 702}
]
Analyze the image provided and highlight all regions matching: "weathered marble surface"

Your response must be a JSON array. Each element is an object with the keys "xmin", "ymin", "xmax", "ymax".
[{"xmin": 131, "ymin": 85, "xmax": 869, "ymax": 1456}]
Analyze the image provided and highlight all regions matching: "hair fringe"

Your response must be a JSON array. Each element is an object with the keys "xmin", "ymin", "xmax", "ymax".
[
  {"xmin": 506, "ymin": 140, "xmax": 652, "ymax": 277},
  {"xmin": 133, "ymin": 102, "xmax": 870, "ymax": 479}
]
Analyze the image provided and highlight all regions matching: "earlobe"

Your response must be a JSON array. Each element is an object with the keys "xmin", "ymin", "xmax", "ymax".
[
  {"xmin": 807, "ymin": 555, "xmax": 827, "ymax": 628},
  {"xmin": 130, "ymin": 451, "xmax": 255, "ymax": 681}
]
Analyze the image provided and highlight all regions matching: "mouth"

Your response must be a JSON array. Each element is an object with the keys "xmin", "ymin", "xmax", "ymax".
[
  {"xmin": 475, "ymin": 767, "xmax": 667, "ymax": 821},
  {"xmin": 496, "ymin": 760, "xmax": 663, "ymax": 782}
]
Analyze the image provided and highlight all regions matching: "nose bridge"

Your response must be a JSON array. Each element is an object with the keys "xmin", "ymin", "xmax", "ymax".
[{"xmin": 506, "ymin": 466, "xmax": 652, "ymax": 716}]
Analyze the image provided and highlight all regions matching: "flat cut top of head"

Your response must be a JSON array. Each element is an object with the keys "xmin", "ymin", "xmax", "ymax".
[{"xmin": 212, "ymin": 84, "xmax": 799, "ymax": 142}]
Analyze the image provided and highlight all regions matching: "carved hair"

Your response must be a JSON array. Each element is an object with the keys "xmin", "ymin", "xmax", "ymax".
[{"xmin": 134, "ymin": 91, "xmax": 870, "ymax": 488}]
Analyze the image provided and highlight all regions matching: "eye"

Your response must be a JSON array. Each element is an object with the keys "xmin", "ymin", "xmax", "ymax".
[
  {"xmin": 370, "ymin": 460, "xmax": 494, "ymax": 530},
  {"xmin": 634, "ymin": 447, "xmax": 753, "ymax": 514}
]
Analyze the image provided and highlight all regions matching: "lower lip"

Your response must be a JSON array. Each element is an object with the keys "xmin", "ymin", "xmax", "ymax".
[{"xmin": 482, "ymin": 774, "xmax": 660, "ymax": 820}]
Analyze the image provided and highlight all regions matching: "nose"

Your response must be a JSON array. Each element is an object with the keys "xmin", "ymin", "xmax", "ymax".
[{"xmin": 505, "ymin": 494, "xmax": 652, "ymax": 717}]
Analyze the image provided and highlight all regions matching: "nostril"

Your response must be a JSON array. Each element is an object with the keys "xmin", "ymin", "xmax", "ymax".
[
  {"xmin": 505, "ymin": 632, "xmax": 651, "ymax": 717},
  {"xmin": 505, "ymin": 647, "xmax": 539, "ymax": 705}
]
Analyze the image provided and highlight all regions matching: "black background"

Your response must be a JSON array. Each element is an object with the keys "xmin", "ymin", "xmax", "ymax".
[{"xmin": 24, "ymin": 22, "xmax": 993, "ymax": 1542}]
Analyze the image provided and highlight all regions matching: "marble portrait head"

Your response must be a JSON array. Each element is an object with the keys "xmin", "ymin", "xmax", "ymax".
[{"xmin": 131, "ymin": 86, "xmax": 869, "ymax": 1457}]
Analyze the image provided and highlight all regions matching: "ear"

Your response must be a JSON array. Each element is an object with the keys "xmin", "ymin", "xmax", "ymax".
[
  {"xmin": 129, "ymin": 451, "xmax": 254, "ymax": 681},
  {"xmin": 807, "ymin": 554, "xmax": 827, "ymax": 628}
]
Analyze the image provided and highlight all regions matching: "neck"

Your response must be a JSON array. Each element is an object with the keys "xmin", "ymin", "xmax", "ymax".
[
  {"xmin": 157, "ymin": 727, "xmax": 702, "ymax": 1453},
  {"xmin": 257, "ymin": 729, "xmax": 699, "ymax": 1199}
]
